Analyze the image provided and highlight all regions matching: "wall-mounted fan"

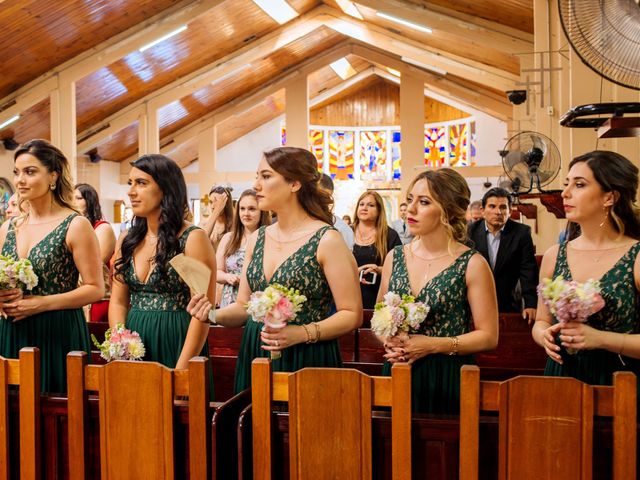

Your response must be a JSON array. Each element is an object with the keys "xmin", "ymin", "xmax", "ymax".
[
  {"xmin": 499, "ymin": 131, "xmax": 561, "ymax": 195},
  {"xmin": 558, "ymin": 1, "xmax": 640, "ymax": 135}
]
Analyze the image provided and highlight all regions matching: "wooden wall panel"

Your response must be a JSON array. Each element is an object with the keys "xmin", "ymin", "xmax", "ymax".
[{"xmin": 310, "ymin": 77, "xmax": 469, "ymax": 126}]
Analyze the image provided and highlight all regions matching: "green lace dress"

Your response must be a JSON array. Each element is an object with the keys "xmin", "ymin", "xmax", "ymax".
[
  {"xmin": 0, "ymin": 214, "xmax": 91, "ymax": 394},
  {"xmin": 234, "ymin": 226, "xmax": 341, "ymax": 393},
  {"xmin": 124, "ymin": 226, "xmax": 213, "ymax": 395},
  {"xmin": 381, "ymin": 246, "xmax": 476, "ymax": 414},
  {"xmin": 544, "ymin": 242, "xmax": 640, "ymax": 385}
]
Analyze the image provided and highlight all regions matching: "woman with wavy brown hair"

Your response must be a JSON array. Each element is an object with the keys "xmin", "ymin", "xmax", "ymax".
[
  {"xmin": 376, "ymin": 168, "xmax": 498, "ymax": 413},
  {"xmin": 200, "ymin": 185, "xmax": 233, "ymax": 251},
  {"xmin": 352, "ymin": 190, "xmax": 402, "ymax": 309},
  {"xmin": 189, "ymin": 146, "xmax": 362, "ymax": 393}
]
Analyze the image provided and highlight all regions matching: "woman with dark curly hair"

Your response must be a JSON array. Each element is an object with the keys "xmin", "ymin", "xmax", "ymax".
[
  {"xmin": 0, "ymin": 139, "xmax": 104, "ymax": 393},
  {"xmin": 74, "ymin": 183, "xmax": 116, "ymax": 322},
  {"xmin": 189, "ymin": 147, "xmax": 361, "ymax": 393},
  {"xmin": 377, "ymin": 168, "xmax": 498, "ymax": 413},
  {"xmin": 109, "ymin": 154, "xmax": 216, "ymax": 373}
]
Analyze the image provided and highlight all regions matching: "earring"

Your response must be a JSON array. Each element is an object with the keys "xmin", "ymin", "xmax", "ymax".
[
  {"xmin": 599, "ymin": 206, "xmax": 609, "ymax": 228},
  {"xmin": 50, "ymin": 183, "xmax": 56, "ymax": 191}
]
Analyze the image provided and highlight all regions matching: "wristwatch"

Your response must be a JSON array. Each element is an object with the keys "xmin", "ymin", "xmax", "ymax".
[{"xmin": 208, "ymin": 308, "xmax": 217, "ymax": 325}]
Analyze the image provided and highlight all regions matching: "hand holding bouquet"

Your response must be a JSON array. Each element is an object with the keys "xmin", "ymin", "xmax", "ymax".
[
  {"xmin": 91, "ymin": 323, "xmax": 146, "ymax": 362},
  {"xmin": 246, "ymin": 283, "xmax": 307, "ymax": 359},
  {"xmin": 0, "ymin": 255, "xmax": 38, "ymax": 291},
  {"xmin": 538, "ymin": 275, "xmax": 605, "ymax": 353},
  {"xmin": 371, "ymin": 291, "xmax": 430, "ymax": 339}
]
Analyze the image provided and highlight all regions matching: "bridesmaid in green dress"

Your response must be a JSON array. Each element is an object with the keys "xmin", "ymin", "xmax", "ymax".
[
  {"xmin": 109, "ymin": 155, "xmax": 216, "ymax": 373},
  {"xmin": 533, "ymin": 151, "xmax": 640, "ymax": 385},
  {"xmin": 378, "ymin": 169, "xmax": 498, "ymax": 413},
  {"xmin": 0, "ymin": 139, "xmax": 104, "ymax": 394},
  {"xmin": 190, "ymin": 147, "xmax": 361, "ymax": 393}
]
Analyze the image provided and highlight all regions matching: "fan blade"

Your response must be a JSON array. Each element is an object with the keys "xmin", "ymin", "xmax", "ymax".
[
  {"xmin": 503, "ymin": 150, "xmax": 526, "ymax": 172},
  {"xmin": 530, "ymin": 134, "xmax": 547, "ymax": 156}
]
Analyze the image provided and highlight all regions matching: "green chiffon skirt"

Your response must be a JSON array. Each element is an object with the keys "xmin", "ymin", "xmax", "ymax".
[
  {"xmin": 127, "ymin": 309, "xmax": 214, "ymax": 399},
  {"xmin": 545, "ymin": 347, "xmax": 640, "ymax": 390},
  {"xmin": 234, "ymin": 319, "xmax": 342, "ymax": 394},
  {"xmin": 0, "ymin": 308, "xmax": 90, "ymax": 394},
  {"xmin": 382, "ymin": 353, "xmax": 475, "ymax": 414}
]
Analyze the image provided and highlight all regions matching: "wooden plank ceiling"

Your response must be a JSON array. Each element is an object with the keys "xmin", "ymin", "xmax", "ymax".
[{"xmin": 0, "ymin": 0, "xmax": 533, "ymax": 166}]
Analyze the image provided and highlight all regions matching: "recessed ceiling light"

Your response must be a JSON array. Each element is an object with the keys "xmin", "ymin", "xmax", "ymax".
[
  {"xmin": 330, "ymin": 58, "xmax": 357, "ymax": 80},
  {"xmin": 376, "ymin": 12, "xmax": 432, "ymax": 34},
  {"xmin": 252, "ymin": 0, "xmax": 299, "ymax": 24},
  {"xmin": 335, "ymin": 0, "xmax": 363, "ymax": 20},
  {"xmin": 139, "ymin": 25, "xmax": 188, "ymax": 52}
]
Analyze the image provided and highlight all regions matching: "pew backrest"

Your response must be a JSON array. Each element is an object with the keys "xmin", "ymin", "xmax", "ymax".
[{"xmin": 251, "ymin": 359, "xmax": 411, "ymax": 480}]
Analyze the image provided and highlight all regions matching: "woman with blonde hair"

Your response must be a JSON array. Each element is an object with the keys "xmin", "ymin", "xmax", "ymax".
[
  {"xmin": 377, "ymin": 168, "xmax": 498, "ymax": 413},
  {"xmin": 352, "ymin": 191, "xmax": 402, "ymax": 309}
]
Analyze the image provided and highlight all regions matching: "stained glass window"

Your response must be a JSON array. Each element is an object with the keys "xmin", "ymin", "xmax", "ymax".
[
  {"xmin": 449, "ymin": 123, "xmax": 469, "ymax": 167},
  {"xmin": 391, "ymin": 131, "xmax": 401, "ymax": 180},
  {"xmin": 359, "ymin": 131, "xmax": 387, "ymax": 181},
  {"xmin": 329, "ymin": 131, "xmax": 354, "ymax": 180},
  {"xmin": 424, "ymin": 127, "xmax": 446, "ymax": 168},
  {"xmin": 308, "ymin": 129, "xmax": 324, "ymax": 172}
]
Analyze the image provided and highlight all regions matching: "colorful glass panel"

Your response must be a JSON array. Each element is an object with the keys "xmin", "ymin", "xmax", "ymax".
[
  {"xmin": 449, "ymin": 123, "xmax": 469, "ymax": 167},
  {"xmin": 308, "ymin": 129, "xmax": 324, "ymax": 172},
  {"xmin": 359, "ymin": 131, "xmax": 387, "ymax": 181},
  {"xmin": 329, "ymin": 131, "xmax": 354, "ymax": 180},
  {"xmin": 391, "ymin": 131, "xmax": 401, "ymax": 180},
  {"xmin": 280, "ymin": 124, "xmax": 286, "ymax": 146},
  {"xmin": 470, "ymin": 122, "xmax": 477, "ymax": 165},
  {"xmin": 424, "ymin": 127, "xmax": 446, "ymax": 168}
]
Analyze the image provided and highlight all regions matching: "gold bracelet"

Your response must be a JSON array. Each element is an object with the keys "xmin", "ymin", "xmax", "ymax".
[
  {"xmin": 302, "ymin": 324, "xmax": 313, "ymax": 344},
  {"xmin": 314, "ymin": 322, "xmax": 322, "ymax": 342},
  {"xmin": 448, "ymin": 336, "xmax": 459, "ymax": 356}
]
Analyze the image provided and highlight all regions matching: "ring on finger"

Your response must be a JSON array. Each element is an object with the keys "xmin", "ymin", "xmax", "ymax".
[
  {"xmin": 275, "ymin": 340, "xmax": 279, "ymax": 347},
  {"xmin": 568, "ymin": 335, "xmax": 573, "ymax": 343}
]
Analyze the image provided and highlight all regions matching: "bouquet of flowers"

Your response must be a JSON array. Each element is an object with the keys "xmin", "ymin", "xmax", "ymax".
[
  {"xmin": 538, "ymin": 275, "xmax": 605, "ymax": 353},
  {"xmin": 370, "ymin": 291, "xmax": 430, "ymax": 339},
  {"xmin": 246, "ymin": 283, "xmax": 307, "ymax": 359},
  {"xmin": 0, "ymin": 255, "xmax": 38, "ymax": 291},
  {"xmin": 91, "ymin": 323, "xmax": 146, "ymax": 362}
]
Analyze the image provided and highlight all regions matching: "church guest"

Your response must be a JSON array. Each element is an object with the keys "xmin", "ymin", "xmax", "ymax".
[
  {"xmin": 467, "ymin": 187, "xmax": 538, "ymax": 322},
  {"xmin": 352, "ymin": 191, "xmax": 402, "ymax": 309}
]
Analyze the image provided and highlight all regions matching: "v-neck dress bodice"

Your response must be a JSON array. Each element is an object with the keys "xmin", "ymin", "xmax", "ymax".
[
  {"xmin": 233, "ymin": 225, "xmax": 341, "ymax": 393},
  {"xmin": 381, "ymin": 245, "xmax": 476, "ymax": 413},
  {"xmin": 123, "ymin": 226, "xmax": 213, "ymax": 396},
  {"xmin": 0, "ymin": 214, "xmax": 90, "ymax": 394},
  {"xmin": 545, "ymin": 241, "xmax": 640, "ymax": 387}
]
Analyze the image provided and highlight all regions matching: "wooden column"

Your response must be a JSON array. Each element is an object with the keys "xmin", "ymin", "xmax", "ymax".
[
  {"xmin": 144, "ymin": 103, "xmax": 160, "ymax": 154},
  {"xmin": 399, "ymin": 71, "xmax": 424, "ymax": 194},
  {"xmin": 285, "ymin": 75, "xmax": 309, "ymax": 149},
  {"xmin": 198, "ymin": 126, "xmax": 217, "ymax": 197},
  {"xmin": 50, "ymin": 75, "xmax": 78, "ymax": 180},
  {"xmin": 138, "ymin": 113, "xmax": 148, "ymax": 157}
]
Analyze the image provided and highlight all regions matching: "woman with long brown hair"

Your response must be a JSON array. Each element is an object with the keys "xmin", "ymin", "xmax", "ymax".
[
  {"xmin": 189, "ymin": 146, "xmax": 362, "ymax": 393},
  {"xmin": 0, "ymin": 139, "xmax": 104, "ymax": 393},
  {"xmin": 216, "ymin": 189, "xmax": 270, "ymax": 307},
  {"xmin": 352, "ymin": 191, "xmax": 402, "ymax": 309}
]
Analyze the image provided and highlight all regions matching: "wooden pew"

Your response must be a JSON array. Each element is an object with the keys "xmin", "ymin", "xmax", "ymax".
[
  {"xmin": 0, "ymin": 347, "xmax": 41, "ymax": 480},
  {"xmin": 67, "ymin": 352, "xmax": 211, "ymax": 480},
  {"xmin": 251, "ymin": 359, "xmax": 412, "ymax": 479},
  {"xmin": 460, "ymin": 366, "xmax": 637, "ymax": 480}
]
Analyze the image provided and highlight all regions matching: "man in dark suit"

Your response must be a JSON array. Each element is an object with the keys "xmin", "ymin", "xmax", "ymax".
[{"xmin": 467, "ymin": 188, "xmax": 538, "ymax": 323}]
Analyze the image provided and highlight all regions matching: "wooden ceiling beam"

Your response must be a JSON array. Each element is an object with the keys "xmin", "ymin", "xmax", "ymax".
[
  {"xmin": 315, "ymin": 5, "xmax": 519, "ymax": 91},
  {"xmin": 352, "ymin": 0, "xmax": 532, "ymax": 54},
  {"xmin": 77, "ymin": 9, "xmax": 327, "ymax": 153},
  {"xmin": 351, "ymin": 44, "xmax": 512, "ymax": 120},
  {"xmin": 0, "ymin": 0, "xmax": 227, "ymax": 124}
]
